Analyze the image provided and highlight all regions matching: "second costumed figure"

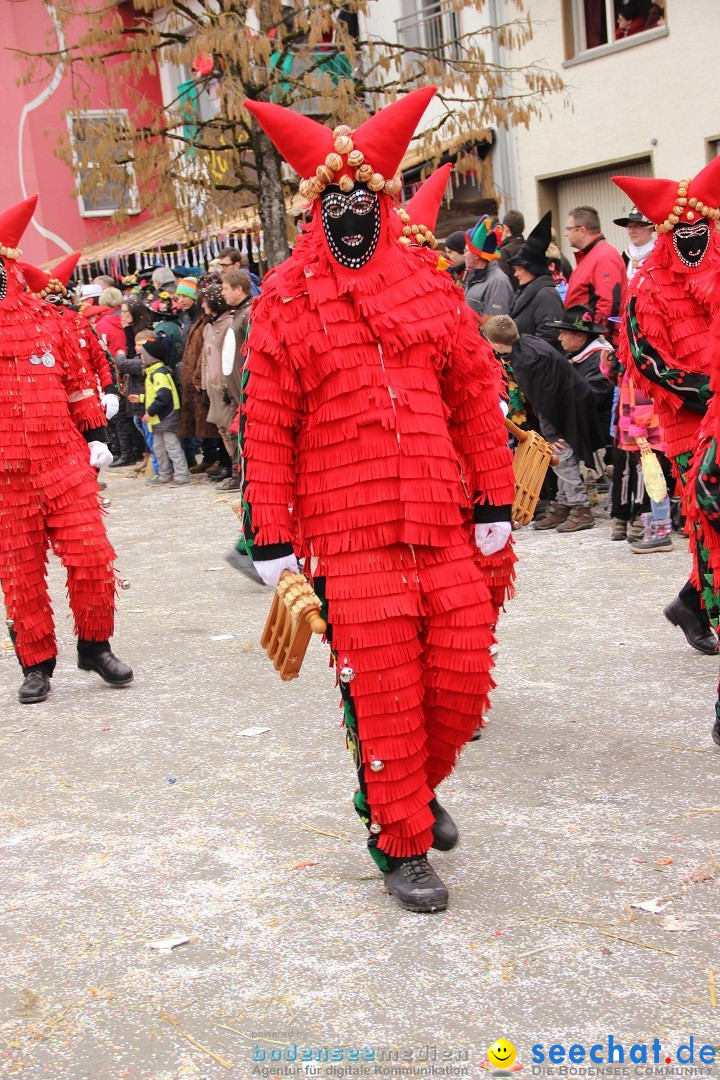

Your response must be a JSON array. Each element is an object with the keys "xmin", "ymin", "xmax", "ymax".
[{"xmin": 241, "ymin": 87, "xmax": 516, "ymax": 913}]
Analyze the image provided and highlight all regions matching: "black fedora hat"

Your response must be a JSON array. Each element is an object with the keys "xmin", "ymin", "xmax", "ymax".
[
  {"xmin": 613, "ymin": 206, "xmax": 653, "ymax": 228},
  {"xmin": 508, "ymin": 210, "xmax": 553, "ymax": 274},
  {"xmin": 545, "ymin": 305, "xmax": 608, "ymax": 337}
]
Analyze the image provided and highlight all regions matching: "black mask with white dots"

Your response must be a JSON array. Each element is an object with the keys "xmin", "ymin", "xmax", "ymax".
[
  {"xmin": 320, "ymin": 184, "xmax": 381, "ymax": 269},
  {"xmin": 672, "ymin": 220, "xmax": 711, "ymax": 268},
  {"xmin": 0, "ymin": 258, "xmax": 6, "ymax": 303}
]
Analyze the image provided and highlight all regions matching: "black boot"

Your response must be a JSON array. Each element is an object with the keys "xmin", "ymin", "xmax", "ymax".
[
  {"xmin": 664, "ymin": 593, "xmax": 719, "ymax": 656},
  {"xmin": 207, "ymin": 466, "xmax": 232, "ymax": 482},
  {"xmin": 109, "ymin": 455, "xmax": 135, "ymax": 468},
  {"xmin": 430, "ymin": 798, "xmax": 459, "ymax": 851},
  {"xmin": 383, "ymin": 854, "xmax": 449, "ymax": 913},
  {"xmin": 77, "ymin": 640, "xmax": 134, "ymax": 685},
  {"xmin": 18, "ymin": 668, "xmax": 52, "ymax": 704}
]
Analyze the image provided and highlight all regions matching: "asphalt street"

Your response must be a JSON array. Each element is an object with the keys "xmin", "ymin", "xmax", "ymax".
[{"xmin": 1, "ymin": 468, "xmax": 719, "ymax": 1080}]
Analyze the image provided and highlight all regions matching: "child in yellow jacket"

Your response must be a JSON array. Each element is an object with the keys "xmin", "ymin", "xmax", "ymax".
[{"xmin": 129, "ymin": 335, "xmax": 190, "ymax": 486}]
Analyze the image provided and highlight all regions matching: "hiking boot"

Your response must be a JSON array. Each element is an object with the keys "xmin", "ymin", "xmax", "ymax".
[
  {"xmin": 205, "ymin": 462, "xmax": 221, "ymax": 477},
  {"xmin": 430, "ymin": 798, "xmax": 459, "ymax": 852},
  {"xmin": 189, "ymin": 461, "xmax": 212, "ymax": 474},
  {"xmin": 626, "ymin": 515, "xmax": 645, "ymax": 543},
  {"xmin": 217, "ymin": 475, "xmax": 240, "ymax": 490},
  {"xmin": 610, "ymin": 518, "xmax": 627, "ymax": 541},
  {"xmin": 383, "ymin": 855, "xmax": 449, "ymax": 913},
  {"xmin": 556, "ymin": 506, "xmax": 594, "ymax": 533},
  {"xmin": 532, "ymin": 501, "xmax": 570, "ymax": 531}
]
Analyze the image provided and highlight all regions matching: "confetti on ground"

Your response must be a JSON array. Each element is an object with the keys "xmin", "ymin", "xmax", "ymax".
[
  {"xmin": 661, "ymin": 915, "xmax": 699, "ymax": 933},
  {"xmin": 238, "ymin": 726, "xmax": 270, "ymax": 737},
  {"xmin": 146, "ymin": 935, "xmax": 190, "ymax": 952},
  {"xmin": 630, "ymin": 897, "xmax": 674, "ymax": 914},
  {"xmin": 161, "ymin": 1012, "xmax": 233, "ymax": 1070}
]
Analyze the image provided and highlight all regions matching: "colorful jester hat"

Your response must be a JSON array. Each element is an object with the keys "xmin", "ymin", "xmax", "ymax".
[
  {"xmin": 244, "ymin": 86, "xmax": 437, "ymax": 202},
  {"xmin": 465, "ymin": 214, "xmax": 503, "ymax": 262},
  {"xmin": 403, "ymin": 163, "xmax": 453, "ymax": 249},
  {"xmin": 0, "ymin": 194, "xmax": 39, "ymax": 302}
]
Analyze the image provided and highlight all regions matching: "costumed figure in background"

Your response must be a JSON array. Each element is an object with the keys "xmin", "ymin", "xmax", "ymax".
[
  {"xmin": 241, "ymin": 88, "xmax": 516, "ymax": 913},
  {"xmin": 0, "ymin": 196, "xmax": 132, "ymax": 704},
  {"xmin": 687, "ymin": 319, "xmax": 720, "ymax": 743},
  {"xmin": 20, "ymin": 252, "xmax": 120, "ymax": 426},
  {"xmin": 613, "ymin": 164, "xmax": 720, "ymax": 657}
]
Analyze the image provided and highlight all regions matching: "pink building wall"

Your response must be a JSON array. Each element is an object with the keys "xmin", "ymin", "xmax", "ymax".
[{"xmin": 1, "ymin": 1, "xmax": 165, "ymax": 265}]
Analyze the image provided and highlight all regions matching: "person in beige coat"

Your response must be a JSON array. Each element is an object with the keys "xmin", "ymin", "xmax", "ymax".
[{"xmin": 201, "ymin": 281, "xmax": 235, "ymax": 484}]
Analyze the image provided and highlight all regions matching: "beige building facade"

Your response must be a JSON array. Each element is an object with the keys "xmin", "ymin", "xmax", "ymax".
[
  {"xmin": 505, "ymin": 0, "xmax": 720, "ymax": 256},
  {"xmin": 363, "ymin": 1, "xmax": 720, "ymax": 253}
]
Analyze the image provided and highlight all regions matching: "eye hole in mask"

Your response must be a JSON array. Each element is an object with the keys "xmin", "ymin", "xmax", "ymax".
[{"xmin": 672, "ymin": 220, "xmax": 711, "ymax": 268}]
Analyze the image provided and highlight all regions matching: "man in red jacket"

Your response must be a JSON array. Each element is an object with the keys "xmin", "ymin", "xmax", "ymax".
[
  {"xmin": 564, "ymin": 205, "xmax": 626, "ymax": 345},
  {"xmin": 242, "ymin": 88, "xmax": 516, "ymax": 914}
]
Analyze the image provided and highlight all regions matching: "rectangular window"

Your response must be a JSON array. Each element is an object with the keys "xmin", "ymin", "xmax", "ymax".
[
  {"xmin": 564, "ymin": 0, "xmax": 667, "ymax": 63},
  {"xmin": 68, "ymin": 111, "xmax": 140, "ymax": 217},
  {"xmin": 396, "ymin": 0, "xmax": 462, "ymax": 65}
]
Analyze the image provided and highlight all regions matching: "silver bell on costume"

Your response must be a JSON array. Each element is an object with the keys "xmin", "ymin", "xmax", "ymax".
[
  {"xmin": 369, "ymin": 759, "xmax": 384, "ymax": 772},
  {"xmin": 369, "ymin": 822, "xmax": 382, "ymax": 834},
  {"xmin": 339, "ymin": 665, "xmax": 356, "ymax": 685}
]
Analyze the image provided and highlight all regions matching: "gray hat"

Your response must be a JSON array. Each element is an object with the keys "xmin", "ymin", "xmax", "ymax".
[{"xmin": 151, "ymin": 266, "xmax": 176, "ymax": 289}]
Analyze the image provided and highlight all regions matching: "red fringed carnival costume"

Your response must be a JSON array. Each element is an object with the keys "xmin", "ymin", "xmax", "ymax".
[
  {"xmin": 0, "ymin": 196, "xmax": 130, "ymax": 703},
  {"xmin": 26, "ymin": 251, "xmax": 120, "ymax": 401},
  {"xmin": 241, "ymin": 89, "xmax": 516, "ymax": 909},
  {"xmin": 613, "ymin": 164, "xmax": 720, "ymax": 653}
]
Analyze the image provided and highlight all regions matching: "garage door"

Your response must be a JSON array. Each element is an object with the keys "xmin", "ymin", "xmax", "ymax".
[{"xmin": 557, "ymin": 158, "xmax": 653, "ymax": 261}]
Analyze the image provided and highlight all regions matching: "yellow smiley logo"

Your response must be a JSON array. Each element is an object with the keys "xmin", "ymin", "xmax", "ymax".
[{"xmin": 488, "ymin": 1040, "xmax": 517, "ymax": 1069}]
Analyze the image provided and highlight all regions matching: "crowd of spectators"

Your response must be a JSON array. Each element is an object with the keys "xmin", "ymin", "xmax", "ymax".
[{"xmin": 71, "ymin": 194, "xmax": 669, "ymax": 554}]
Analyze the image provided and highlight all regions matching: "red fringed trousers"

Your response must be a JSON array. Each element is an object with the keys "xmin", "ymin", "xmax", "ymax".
[
  {"xmin": 314, "ymin": 529, "xmax": 496, "ymax": 862},
  {"xmin": 0, "ymin": 462, "xmax": 116, "ymax": 669}
]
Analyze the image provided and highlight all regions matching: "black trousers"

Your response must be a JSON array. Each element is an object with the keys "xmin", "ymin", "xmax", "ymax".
[{"xmin": 610, "ymin": 447, "xmax": 649, "ymax": 521}]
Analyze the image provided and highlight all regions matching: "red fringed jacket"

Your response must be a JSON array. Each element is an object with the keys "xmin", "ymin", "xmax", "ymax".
[
  {"xmin": 242, "ymin": 205, "xmax": 516, "ymax": 606},
  {"xmin": 618, "ymin": 233, "xmax": 720, "ymax": 460},
  {"xmin": 0, "ymin": 283, "xmax": 107, "ymax": 473}
]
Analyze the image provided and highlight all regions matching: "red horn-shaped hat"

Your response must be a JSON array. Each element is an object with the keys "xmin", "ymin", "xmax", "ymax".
[
  {"xmin": 18, "ymin": 262, "xmax": 51, "ymax": 295},
  {"xmin": 405, "ymin": 163, "xmax": 453, "ymax": 233},
  {"xmin": 243, "ymin": 100, "xmax": 334, "ymax": 181},
  {"xmin": 613, "ymin": 159, "xmax": 720, "ymax": 233},
  {"xmin": 245, "ymin": 86, "xmax": 436, "ymax": 202},
  {"xmin": 51, "ymin": 251, "xmax": 82, "ymax": 287},
  {"xmin": 0, "ymin": 194, "xmax": 38, "ymax": 257}
]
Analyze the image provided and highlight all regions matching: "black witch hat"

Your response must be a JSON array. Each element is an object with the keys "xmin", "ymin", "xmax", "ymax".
[{"xmin": 508, "ymin": 210, "xmax": 553, "ymax": 276}]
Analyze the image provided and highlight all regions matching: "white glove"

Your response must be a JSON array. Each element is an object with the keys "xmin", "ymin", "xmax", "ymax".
[
  {"xmin": 88, "ymin": 441, "xmax": 113, "ymax": 469},
  {"xmin": 102, "ymin": 393, "xmax": 119, "ymax": 421},
  {"xmin": 253, "ymin": 553, "xmax": 300, "ymax": 588},
  {"xmin": 475, "ymin": 521, "xmax": 512, "ymax": 556}
]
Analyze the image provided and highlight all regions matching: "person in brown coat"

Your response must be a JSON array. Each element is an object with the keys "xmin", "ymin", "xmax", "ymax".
[
  {"xmin": 201, "ymin": 281, "xmax": 235, "ymax": 484},
  {"xmin": 218, "ymin": 269, "xmax": 254, "ymax": 491},
  {"xmin": 178, "ymin": 275, "xmax": 224, "ymax": 475}
]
